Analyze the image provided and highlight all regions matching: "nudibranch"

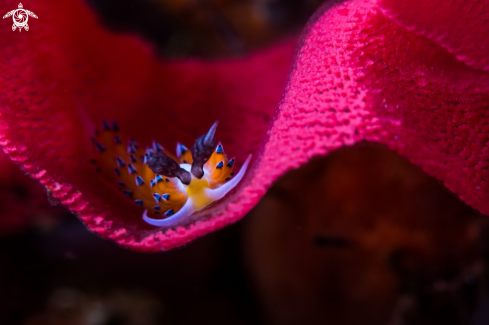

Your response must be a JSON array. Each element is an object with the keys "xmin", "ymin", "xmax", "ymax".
[{"xmin": 90, "ymin": 121, "xmax": 251, "ymax": 227}]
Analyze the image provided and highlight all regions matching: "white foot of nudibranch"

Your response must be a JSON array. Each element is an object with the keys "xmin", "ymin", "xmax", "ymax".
[
  {"xmin": 142, "ymin": 199, "xmax": 196, "ymax": 227},
  {"xmin": 142, "ymin": 154, "xmax": 252, "ymax": 227}
]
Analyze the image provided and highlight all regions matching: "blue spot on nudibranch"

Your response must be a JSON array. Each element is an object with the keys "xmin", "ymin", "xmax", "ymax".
[
  {"xmin": 128, "ymin": 164, "xmax": 137, "ymax": 174},
  {"xmin": 153, "ymin": 193, "xmax": 161, "ymax": 201},
  {"xmin": 165, "ymin": 209, "xmax": 174, "ymax": 216},
  {"xmin": 162, "ymin": 193, "xmax": 170, "ymax": 200},
  {"xmin": 154, "ymin": 206, "xmax": 161, "ymax": 211},
  {"xmin": 135, "ymin": 176, "xmax": 144, "ymax": 186},
  {"xmin": 124, "ymin": 190, "xmax": 133, "ymax": 197},
  {"xmin": 216, "ymin": 161, "xmax": 224, "ymax": 169},
  {"xmin": 114, "ymin": 168, "xmax": 120, "ymax": 176},
  {"xmin": 216, "ymin": 144, "xmax": 223, "ymax": 154},
  {"xmin": 95, "ymin": 142, "xmax": 106, "ymax": 153},
  {"xmin": 177, "ymin": 143, "xmax": 188, "ymax": 157},
  {"xmin": 227, "ymin": 159, "xmax": 235, "ymax": 167},
  {"xmin": 130, "ymin": 155, "xmax": 137, "ymax": 163},
  {"xmin": 112, "ymin": 121, "xmax": 120, "ymax": 132},
  {"xmin": 102, "ymin": 120, "xmax": 111, "ymax": 131},
  {"xmin": 135, "ymin": 200, "xmax": 144, "ymax": 206},
  {"xmin": 127, "ymin": 144, "xmax": 136, "ymax": 154},
  {"xmin": 155, "ymin": 175, "xmax": 163, "ymax": 183},
  {"xmin": 118, "ymin": 181, "xmax": 125, "ymax": 187},
  {"xmin": 116, "ymin": 157, "xmax": 125, "ymax": 168},
  {"xmin": 150, "ymin": 180, "xmax": 156, "ymax": 187},
  {"xmin": 153, "ymin": 141, "xmax": 164, "ymax": 152},
  {"xmin": 114, "ymin": 136, "xmax": 122, "ymax": 145}
]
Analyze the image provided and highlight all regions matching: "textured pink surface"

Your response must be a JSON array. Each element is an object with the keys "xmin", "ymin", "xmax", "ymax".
[
  {"xmin": 272, "ymin": 1, "xmax": 489, "ymax": 214},
  {"xmin": 0, "ymin": 0, "xmax": 295, "ymax": 251},
  {"xmin": 271, "ymin": 0, "xmax": 489, "ymax": 216},
  {"xmin": 1, "ymin": 0, "xmax": 489, "ymax": 251},
  {"xmin": 377, "ymin": 0, "xmax": 489, "ymax": 72}
]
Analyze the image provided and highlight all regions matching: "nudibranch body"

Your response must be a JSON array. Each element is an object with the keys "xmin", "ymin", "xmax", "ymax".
[{"xmin": 91, "ymin": 121, "xmax": 251, "ymax": 227}]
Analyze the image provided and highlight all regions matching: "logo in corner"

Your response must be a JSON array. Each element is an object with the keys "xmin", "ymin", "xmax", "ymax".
[{"xmin": 3, "ymin": 3, "xmax": 38, "ymax": 32}]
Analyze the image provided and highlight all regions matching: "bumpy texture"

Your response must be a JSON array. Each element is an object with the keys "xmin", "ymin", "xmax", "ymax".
[
  {"xmin": 377, "ymin": 0, "xmax": 489, "ymax": 72},
  {"xmin": 0, "ymin": 0, "xmax": 295, "ymax": 251},
  {"xmin": 1, "ymin": 0, "xmax": 489, "ymax": 251},
  {"xmin": 271, "ymin": 0, "xmax": 489, "ymax": 216}
]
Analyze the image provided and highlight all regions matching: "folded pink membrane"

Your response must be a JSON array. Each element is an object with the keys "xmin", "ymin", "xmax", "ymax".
[{"xmin": 1, "ymin": 0, "xmax": 488, "ymax": 251}]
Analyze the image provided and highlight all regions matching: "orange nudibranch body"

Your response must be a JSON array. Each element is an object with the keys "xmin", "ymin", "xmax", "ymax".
[{"xmin": 91, "ymin": 121, "xmax": 251, "ymax": 227}]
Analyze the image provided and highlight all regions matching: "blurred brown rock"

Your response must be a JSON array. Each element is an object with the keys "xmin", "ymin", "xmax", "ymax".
[{"xmin": 244, "ymin": 143, "xmax": 489, "ymax": 325}]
